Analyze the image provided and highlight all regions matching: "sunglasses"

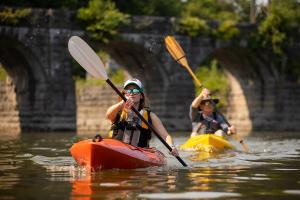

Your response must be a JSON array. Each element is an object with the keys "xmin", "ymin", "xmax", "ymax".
[{"xmin": 125, "ymin": 88, "xmax": 140, "ymax": 95}]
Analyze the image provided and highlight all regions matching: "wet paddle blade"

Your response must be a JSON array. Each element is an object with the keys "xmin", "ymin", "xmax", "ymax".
[
  {"xmin": 164, "ymin": 36, "xmax": 189, "ymax": 68},
  {"xmin": 164, "ymin": 35, "xmax": 202, "ymax": 88},
  {"xmin": 242, "ymin": 143, "xmax": 249, "ymax": 152},
  {"xmin": 233, "ymin": 134, "xmax": 249, "ymax": 152},
  {"xmin": 68, "ymin": 36, "xmax": 108, "ymax": 80}
]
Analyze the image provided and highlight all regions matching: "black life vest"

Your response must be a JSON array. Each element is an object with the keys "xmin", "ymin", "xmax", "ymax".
[
  {"xmin": 111, "ymin": 108, "xmax": 152, "ymax": 148},
  {"xmin": 197, "ymin": 111, "xmax": 221, "ymax": 134}
]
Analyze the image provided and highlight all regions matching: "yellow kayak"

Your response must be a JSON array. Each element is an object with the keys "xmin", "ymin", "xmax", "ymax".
[{"xmin": 180, "ymin": 134, "xmax": 235, "ymax": 152}]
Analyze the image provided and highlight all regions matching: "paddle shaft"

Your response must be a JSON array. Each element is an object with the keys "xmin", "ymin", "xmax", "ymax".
[
  {"xmin": 182, "ymin": 63, "xmax": 203, "ymax": 88},
  {"xmin": 106, "ymin": 79, "xmax": 188, "ymax": 167}
]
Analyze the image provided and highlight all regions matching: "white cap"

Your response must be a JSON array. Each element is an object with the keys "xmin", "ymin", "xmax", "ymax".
[{"xmin": 123, "ymin": 78, "xmax": 143, "ymax": 91}]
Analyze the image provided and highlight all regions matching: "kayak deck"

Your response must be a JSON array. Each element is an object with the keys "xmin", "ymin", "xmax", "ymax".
[
  {"xmin": 70, "ymin": 139, "xmax": 166, "ymax": 170},
  {"xmin": 180, "ymin": 134, "xmax": 235, "ymax": 152}
]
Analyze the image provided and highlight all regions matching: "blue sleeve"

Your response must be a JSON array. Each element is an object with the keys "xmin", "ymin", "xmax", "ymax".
[
  {"xmin": 189, "ymin": 105, "xmax": 199, "ymax": 122},
  {"xmin": 217, "ymin": 114, "xmax": 229, "ymax": 132}
]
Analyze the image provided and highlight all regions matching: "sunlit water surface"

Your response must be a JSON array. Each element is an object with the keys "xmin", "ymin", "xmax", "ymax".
[{"xmin": 0, "ymin": 132, "xmax": 299, "ymax": 200}]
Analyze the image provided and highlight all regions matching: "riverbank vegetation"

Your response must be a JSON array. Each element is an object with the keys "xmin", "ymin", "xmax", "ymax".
[
  {"xmin": 0, "ymin": 64, "xmax": 7, "ymax": 81},
  {"xmin": 195, "ymin": 59, "xmax": 229, "ymax": 110},
  {"xmin": 0, "ymin": 7, "xmax": 31, "ymax": 25}
]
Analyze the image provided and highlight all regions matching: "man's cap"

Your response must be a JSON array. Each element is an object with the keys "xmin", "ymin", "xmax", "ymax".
[{"xmin": 200, "ymin": 96, "xmax": 219, "ymax": 105}]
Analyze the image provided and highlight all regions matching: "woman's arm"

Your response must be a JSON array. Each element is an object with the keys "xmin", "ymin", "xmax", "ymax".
[
  {"xmin": 150, "ymin": 112, "xmax": 178, "ymax": 156},
  {"xmin": 106, "ymin": 101, "xmax": 124, "ymax": 123},
  {"xmin": 106, "ymin": 98, "xmax": 136, "ymax": 123}
]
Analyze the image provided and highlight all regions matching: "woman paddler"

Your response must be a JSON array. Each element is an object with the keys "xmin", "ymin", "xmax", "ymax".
[{"xmin": 106, "ymin": 78, "xmax": 179, "ymax": 157}]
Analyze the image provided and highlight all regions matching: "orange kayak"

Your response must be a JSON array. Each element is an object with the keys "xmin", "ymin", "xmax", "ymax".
[{"xmin": 70, "ymin": 139, "xmax": 166, "ymax": 171}]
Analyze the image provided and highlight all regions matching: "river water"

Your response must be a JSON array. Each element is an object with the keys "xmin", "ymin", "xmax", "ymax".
[{"xmin": 0, "ymin": 132, "xmax": 299, "ymax": 200}]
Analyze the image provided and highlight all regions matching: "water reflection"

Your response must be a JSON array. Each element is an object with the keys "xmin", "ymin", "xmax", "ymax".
[
  {"xmin": 70, "ymin": 168, "xmax": 177, "ymax": 199},
  {"xmin": 187, "ymin": 150, "xmax": 237, "ymax": 162},
  {"xmin": 0, "ymin": 132, "xmax": 299, "ymax": 199},
  {"xmin": 69, "ymin": 167, "xmax": 246, "ymax": 199},
  {"xmin": 138, "ymin": 191, "xmax": 240, "ymax": 199}
]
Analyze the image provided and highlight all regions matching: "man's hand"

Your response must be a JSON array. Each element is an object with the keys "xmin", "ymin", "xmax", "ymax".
[
  {"xmin": 227, "ymin": 126, "xmax": 237, "ymax": 135},
  {"xmin": 200, "ymin": 88, "xmax": 210, "ymax": 98}
]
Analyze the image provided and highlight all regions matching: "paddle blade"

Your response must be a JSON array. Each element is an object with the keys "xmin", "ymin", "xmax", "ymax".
[
  {"xmin": 164, "ymin": 35, "xmax": 189, "ymax": 68},
  {"xmin": 68, "ymin": 36, "xmax": 108, "ymax": 80},
  {"xmin": 233, "ymin": 134, "xmax": 249, "ymax": 152},
  {"xmin": 241, "ymin": 142, "xmax": 249, "ymax": 152}
]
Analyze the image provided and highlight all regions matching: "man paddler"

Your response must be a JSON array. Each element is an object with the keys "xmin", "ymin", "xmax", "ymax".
[{"xmin": 189, "ymin": 88, "xmax": 237, "ymax": 137}]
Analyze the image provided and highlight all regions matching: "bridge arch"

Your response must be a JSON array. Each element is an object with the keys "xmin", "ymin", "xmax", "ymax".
[
  {"xmin": 189, "ymin": 45, "xmax": 284, "ymax": 134},
  {"xmin": 0, "ymin": 35, "xmax": 49, "ymax": 132},
  {"xmin": 0, "ymin": 22, "xmax": 77, "ymax": 133}
]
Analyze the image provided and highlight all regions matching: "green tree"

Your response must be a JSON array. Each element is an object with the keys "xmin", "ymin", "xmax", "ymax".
[
  {"xmin": 177, "ymin": 16, "xmax": 210, "ymax": 37},
  {"xmin": 257, "ymin": 0, "xmax": 300, "ymax": 54},
  {"xmin": 195, "ymin": 59, "xmax": 229, "ymax": 109},
  {"xmin": 0, "ymin": 64, "xmax": 8, "ymax": 81},
  {"xmin": 0, "ymin": 7, "xmax": 31, "ymax": 25},
  {"xmin": 216, "ymin": 19, "xmax": 240, "ymax": 41},
  {"xmin": 178, "ymin": 0, "xmax": 246, "ymax": 40},
  {"xmin": 181, "ymin": 0, "xmax": 240, "ymax": 21},
  {"xmin": 111, "ymin": 0, "xmax": 182, "ymax": 16},
  {"xmin": 0, "ymin": 0, "xmax": 87, "ymax": 9},
  {"xmin": 253, "ymin": 0, "xmax": 300, "ymax": 82},
  {"xmin": 77, "ymin": 0, "xmax": 129, "ymax": 43}
]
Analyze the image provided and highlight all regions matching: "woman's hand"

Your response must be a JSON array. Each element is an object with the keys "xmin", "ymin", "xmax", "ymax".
[
  {"xmin": 169, "ymin": 145, "xmax": 179, "ymax": 157},
  {"xmin": 123, "ymin": 98, "xmax": 135, "ymax": 112}
]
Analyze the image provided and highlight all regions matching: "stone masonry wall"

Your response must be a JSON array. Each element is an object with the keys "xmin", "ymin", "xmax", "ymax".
[
  {"xmin": 76, "ymin": 84, "xmax": 122, "ymax": 133},
  {"xmin": 0, "ymin": 78, "xmax": 21, "ymax": 133}
]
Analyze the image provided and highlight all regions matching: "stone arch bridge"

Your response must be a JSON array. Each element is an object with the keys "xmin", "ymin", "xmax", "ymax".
[{"xmin": 1, "ymin": 9, "xmax": 300, "ymax": 134}]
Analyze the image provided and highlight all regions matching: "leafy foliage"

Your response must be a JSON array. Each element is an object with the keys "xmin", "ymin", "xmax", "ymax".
[
  {"xmin": 111, "ymin": 0, "xmax": 182, "ymax": 16},
  {"xmin": 216, "ymin": 20, "xmax": 240, "ymax": 41},
  {"xmin": 0, "ymin": 0, "xmax": 87, "ymax": 9},
  {"xmin": 78, "ymin": 0, "xmax": 129, "ymax": 43},
  {"xmin": 177, "ymin": 17, "xmax": 210, "ymax": 37},
  {"xmin": 177, "ymin": 0, "xmax": 243, "ymax": 40},
  {"xmin": 109, "ymin": 68, "xmax": 125, "ymax": 84},
  {"xmin": 181, "ymin": 0, "xmax": 240, "ymax": 21},
  {"xmin": 0, "ymin": 7, "xmax": 31, "ymax": 25},
  {"xmin": 195, "ymin": 59, "xmax": 229, "ymax": 109},
  {"xmin": 0, "ymin": 64, "xmax": 8, "ymax": 81},
  {"xmin": 257, "ymin": 0, "xmax": 300, "ymax": 55}
]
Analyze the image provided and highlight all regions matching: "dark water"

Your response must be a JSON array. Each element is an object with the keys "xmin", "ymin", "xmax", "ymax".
[{"xmin": 0, "ymin": 132, "xmax": 299, "ymax": 200}]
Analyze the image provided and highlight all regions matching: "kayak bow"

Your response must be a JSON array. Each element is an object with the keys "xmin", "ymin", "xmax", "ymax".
[
  {"xmin": 180, "ymin": 134, "xmax": 235, "ymax": 152},
  {"xmin": 70, "ymin": 139, "xmax": 166, "ymax": 170}
]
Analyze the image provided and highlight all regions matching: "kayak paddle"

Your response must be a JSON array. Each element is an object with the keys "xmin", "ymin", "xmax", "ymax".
[
  {"xmin": 68, "ymin": 36, "xmax": 188, "ymax": 167},
  {"xmin": 164, "ymin": 35, "xmax": 249, "ymax": 152}
]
